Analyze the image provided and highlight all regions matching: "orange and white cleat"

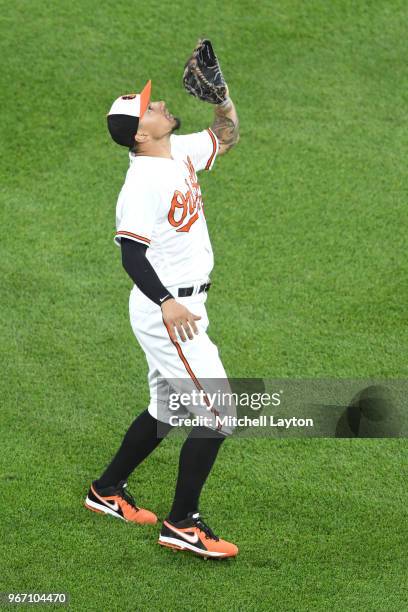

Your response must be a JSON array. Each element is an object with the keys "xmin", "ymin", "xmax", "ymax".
[
  {"xmin": 84, "ymin": 480, "xmax": 157, "ymax": 524},
  {"xmin": 158, "ymin": 512, "xmax": 238, "ymax": 559}
]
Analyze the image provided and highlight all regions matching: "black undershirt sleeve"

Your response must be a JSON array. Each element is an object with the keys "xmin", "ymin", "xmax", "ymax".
[{"xmin": 120, "ymin": 238, "xmax": 174, "ymax": 306}]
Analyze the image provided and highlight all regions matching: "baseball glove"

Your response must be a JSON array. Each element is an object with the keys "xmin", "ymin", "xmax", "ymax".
[{"xmin": 182, "ymin": 39, "xmax": 228, "ymax": 105}]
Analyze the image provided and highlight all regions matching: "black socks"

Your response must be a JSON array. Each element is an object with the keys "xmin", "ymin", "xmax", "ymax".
[
  {"xmin": 95, "ymin": 409, "xmax": 172, "ymax": 489},
  {"xmin": 167, "ymin": 426, "xmax": 226, "ymax": 523},
  {"xmin": 95, "ymin": 415, "xmax": 226, "ymax": 522}
]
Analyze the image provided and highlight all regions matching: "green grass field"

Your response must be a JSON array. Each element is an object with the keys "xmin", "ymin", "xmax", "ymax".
[{"xmin": 1, "ymin": 0, "xmax": 407, "ymax": 610}]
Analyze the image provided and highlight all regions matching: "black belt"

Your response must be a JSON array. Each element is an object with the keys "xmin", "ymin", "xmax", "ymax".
[{"xmin": 178, "ymin": 282, "xmax": 211, "ymax": 297}]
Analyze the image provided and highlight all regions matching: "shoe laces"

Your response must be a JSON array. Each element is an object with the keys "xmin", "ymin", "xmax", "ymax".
[
  {"xmin": 116, "ymin": 481, "xmax": 140, "ymax": 514},
  {"xmin": 192, "ymin": 513, "xmax": 219, "ymax": 541}
]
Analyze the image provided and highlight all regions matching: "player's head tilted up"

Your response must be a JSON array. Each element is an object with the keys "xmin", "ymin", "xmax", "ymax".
[{"xmin": 107, "ymin": 80, "xmax": 181, "ymax": 154}]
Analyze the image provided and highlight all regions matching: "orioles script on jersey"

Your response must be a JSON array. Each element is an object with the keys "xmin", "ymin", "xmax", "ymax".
[{"xmin": 168, "ymin": 156, "xmax": 204, "ymax": 233}]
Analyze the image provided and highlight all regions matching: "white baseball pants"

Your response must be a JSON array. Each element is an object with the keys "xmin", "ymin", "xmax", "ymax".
[{"xmin": 128, "ymin": 282, "xmax": 235, "ymax": 436}]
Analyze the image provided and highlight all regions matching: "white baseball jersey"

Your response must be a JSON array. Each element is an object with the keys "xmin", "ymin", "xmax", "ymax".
[{"xmin": 114, "ymin": 128, "xmax": 219, "ymax": 288}]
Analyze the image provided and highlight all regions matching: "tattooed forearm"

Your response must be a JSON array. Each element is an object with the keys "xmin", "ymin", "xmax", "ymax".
[
  {"xmin": 211, "ymin": 100, "xmax": 240, "ymax": 154},
  {"xmin": 212, "ymin": 115, "xmax": 238, "ymax": 147}
]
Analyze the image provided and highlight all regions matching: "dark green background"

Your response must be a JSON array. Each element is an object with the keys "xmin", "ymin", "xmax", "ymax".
[{"xmin": 1, "ymin": 1, "xmax": 407, "ymax": 610}]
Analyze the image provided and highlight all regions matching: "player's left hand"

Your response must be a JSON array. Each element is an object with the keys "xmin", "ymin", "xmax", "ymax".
[{"xmin": 161, "ymin": 298, "xmax": 202, "ymax": 342}]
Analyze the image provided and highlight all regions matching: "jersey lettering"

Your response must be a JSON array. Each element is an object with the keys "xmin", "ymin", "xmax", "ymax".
[{"xmin": 167, "ymin": 156, "xmax": 204, "ymax": 233}]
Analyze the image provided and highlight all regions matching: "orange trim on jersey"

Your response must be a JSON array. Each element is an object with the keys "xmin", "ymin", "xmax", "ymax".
[
  {"xmin": 162, "ymin": 319, "xmax": 222, "ymax": 429},
  {"xmin": 205, "ymin": 128, "xmax": 217, "ymax": 170},
  {"xmin": 116, "ymin": 230, "xmax": 151, "ymax": 244}
]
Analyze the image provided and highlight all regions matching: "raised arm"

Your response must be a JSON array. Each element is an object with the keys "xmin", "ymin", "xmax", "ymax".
[{"xmin": 211, "ymin": 95, "xmax": 240, "ymax": 156}]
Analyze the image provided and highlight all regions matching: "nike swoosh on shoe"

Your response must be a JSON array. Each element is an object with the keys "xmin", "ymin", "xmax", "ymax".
[
  {"xmin": 91, "ymin": 485, "xmax": 121, "ymax": 512},
  {"xmin": 102, "ymin": 499, "xmax": 120, "ymax": 512},
  {"xmin": 167, "ymin": 525, "xmax": 199, "ymax": 544}
]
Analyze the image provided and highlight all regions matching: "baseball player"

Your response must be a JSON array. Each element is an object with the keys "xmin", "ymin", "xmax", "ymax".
[{"xmin": 85, "ymin": 41, "xmax": 240, "ymax": 559}]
